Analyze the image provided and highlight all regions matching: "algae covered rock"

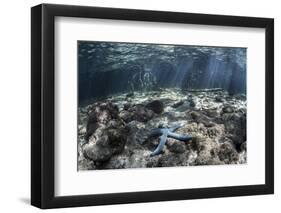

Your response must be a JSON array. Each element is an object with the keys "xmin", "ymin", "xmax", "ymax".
[
  {"xmin": 146, "ymin": 100, "xmax": 164, "ymax": 114},
  {"xmin": 83, "ymin": 127, "xmax": 129, "ymax": 162}
]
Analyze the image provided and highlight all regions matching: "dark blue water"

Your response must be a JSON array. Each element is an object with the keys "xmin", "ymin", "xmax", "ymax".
[{"xmin": 78, "ymin": 41, "xmax": 246, "ymax": 106}]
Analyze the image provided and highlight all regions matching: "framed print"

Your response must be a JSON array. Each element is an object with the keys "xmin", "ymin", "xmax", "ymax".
[{"xmin": 31, "ymin": 4, "xmax": 274, "ymax": 209}]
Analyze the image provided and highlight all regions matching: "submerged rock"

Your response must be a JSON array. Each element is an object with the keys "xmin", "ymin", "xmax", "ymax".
[
  {"xmin": 119, "ymin": 104, "xmax": 155, "ymax": 123},
  {"xmin": 204, "ymin": 109, "xmax": 219, "ymax": 118},
  {"xmin": 188, "ymin": 99, "xmax": 196, "ymax": 108},
  {"xmin": 190, "ymin": 111, "xmax": 200, "ymax": 120},
  {"xmin": 119, "ymin": 110, "xmax": 133, "ymax": 123},
  {"xmin": 217, "ymin": 142, "xmax": 239, "ymax": 164},
  {"xmin": 191, "ymin": 137, "xmax": 222, "ymax": 165},
  {"xmin": 145, "ymin": 100, "xmax": 164, "ymax": 114},
  {"xmin": 222, "ymin": 105, "xmax": 234, "ymax": 113},
  {"xmin": 240, "ymin": 141, "xmax": 247, "ymax": 151},
  {"xmin": 166, "ymin": 139, "xmax": 186, "ymax": 153},
  {"xmin": 85, "ymin": 102, "xmax": 119, "ymax": 140},
  {"xmin": 83, "ymin": 127, "xmax": 129, "ymax": 162},
  {"xmin": 234, "ymin": 94, "xmax": 246, "ymax": 101},
  {"xmin": 157, "ymin": 153, "xmax": 189, "ymax": 167},
  {"xmin": 133, "ymin": 104, "xmax": 155, "ymax": 122},
  {"xmin": 215, "ymin": 96, "xmax": 224, "ymax": 102},
  {"xmin": 126, "ymin": 92, "xmax": 134, "ymax": 98},
  {"xmin": 223, "ymin": 112, "xmax": 246, "ymax": 147},
  {"xmin": 123, "ymin": 103, "xmax": 131, "ymax": 110},
  {"xmin": 172, "ymin": 100, "xmax": 184, "ymax": 108}
]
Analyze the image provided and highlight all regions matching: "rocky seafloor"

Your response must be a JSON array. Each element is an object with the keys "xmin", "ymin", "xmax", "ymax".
[{"xmin": 78, "ymin": 88, "xmax": 247, "ymax": 170}]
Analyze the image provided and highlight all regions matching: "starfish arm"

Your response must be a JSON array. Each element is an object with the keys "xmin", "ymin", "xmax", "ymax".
[
  {"xmin": 148, "ymin": 128, "xmax": 164, "ymax": 138},
  {"xmin": 150, "ymin": 132, "xmax": 168, "ymax": 156},
  {"xmin": 167, "ymin": 132, "xmax": 192, "ymax": 142},
  {"xmin": 168, "ymin": 123, "xmax": 182, "ymax": 132}
]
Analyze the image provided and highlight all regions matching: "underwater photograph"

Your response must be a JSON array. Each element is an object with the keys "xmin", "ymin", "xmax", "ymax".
[{"xmin": 77, "ymin": 41, "xmax": 247, "ymax": 171}]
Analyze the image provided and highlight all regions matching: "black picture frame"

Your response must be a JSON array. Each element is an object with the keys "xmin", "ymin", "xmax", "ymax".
[{"xmin": 31, "ymin": 3, "xmax": 274, "ymax": 209}]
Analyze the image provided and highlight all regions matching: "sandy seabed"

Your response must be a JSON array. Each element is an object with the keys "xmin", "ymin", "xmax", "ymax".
[{"xmin": 78, "ymin": 88, "xmax": 247, "ymax": 170}]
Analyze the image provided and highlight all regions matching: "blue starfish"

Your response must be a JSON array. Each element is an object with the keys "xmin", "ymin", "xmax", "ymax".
[{"xmin": 148, "ymin": 123, "xmax": 192, "ymax": 156}]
